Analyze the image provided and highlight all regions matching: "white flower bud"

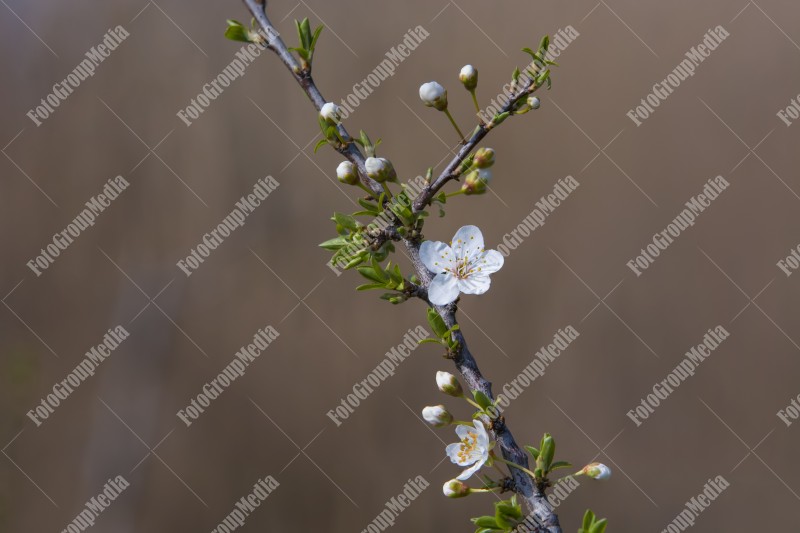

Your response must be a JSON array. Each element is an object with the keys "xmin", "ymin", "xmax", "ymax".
[
  {"xmin": 336, "ymin": 161, "xmax": 358, "ymax": 185},
  {"xmin": 365, "ymin": 157, "xmax": 396, "ymax": 183},
  {"xmin": 320, "ymin": 102, "xmax": 341, "ymax": 123},
  {"xmin": 443, "ymin": 479, "xmax": 471, "ymax": 498},
  {"xmin": 422, "ymin": 405, "xmax": 453, "ymax": 427},
  {"xmin": 459, "ymin": 65, "xmax": 478, "ymax": 91},
  {"xmin": 419, "ymin": 81, "xmax": 448, "ymax": 111},
  {"xmin": 581, "ymin": 462, "xmax": 611, "ymax": 480},
  {"xmin": 528, "ymin": 96, "xmax": 541, "ymax": 110},
  {"xmin": 436, "ymin": 371, "xmax": 463, "ymax": 397}
]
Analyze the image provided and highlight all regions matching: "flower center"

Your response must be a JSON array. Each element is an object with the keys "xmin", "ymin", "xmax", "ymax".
[
  {"xmin": 456, "ymin": 430, "xmax": 479, "ymax": 462},
  {"xmin": 450, "ymin": 256, "xmax": 474, "ymax": 280}
]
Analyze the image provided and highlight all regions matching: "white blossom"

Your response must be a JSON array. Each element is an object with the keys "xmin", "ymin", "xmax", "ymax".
[
  {"xmin": 420, "ymin": 225, "xmax": 504, "ymax": 306},
  {"xmin": 446, "ymin": 420, "xmax": 491, "ymax": 480}
]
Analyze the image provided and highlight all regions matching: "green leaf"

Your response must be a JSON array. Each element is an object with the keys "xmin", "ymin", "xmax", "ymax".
[
  {"xmin": 538, "ymin": 34, "xmax": 550, "ymax": 54},
  {"xmin": 536, "ymin": 69, "xmax": 551, "ymax": 87},
  {"xmin": 418, "ymin": 338, "xmax": 445, "ymax": 346},
  {"xmin": 524, "ymin": 446, "xmax": 540, "ymax": 460},
  {"xmin": 371, "ymin": 257, "xmax": 388, "ymax": 279},
  {"xmin": 332, "ymin": 212, "xmax": 358, "ymax": 231},
  {"xmin": 494, "ymin": 509, "xmax": 513, "ymax": 530},
  {"xmin": 313, "ymin": 138, "xmax": 329, "ymax": 153},
  {"xmin": 319, "ymin": 236, "xmax": 348, "ymax": 250},
  {"xmin": 294, "ymin": 48, "xmax": 310, "ymax": 61},
  {"xmin": 357, "ymin": 267, "xmax": 384, "ymax": 284},
  {"xmin": 357, "ymin": 198, "xmax": 380, "ymax": 213},
  {"xmin": 473, "ymin": 390, "xmax": 493, "ymax": 411},
  {"xmin": 471, "ymin": 516, "xmax": 499, "ymax": 528},
  {"xmin": 426, "ymin": 308, "xmax": 449, "ymax": 338},
  {"xmin": 539, "ymin": 433, "xmax": 555, "ymax": 471},
  {"xmin": 582, "ymin": 509, "xmax": 595, "ymax": 530},
  {"xmin": 548, "ymin": 460, "xmax": 572, "ymax": 472},
  {"xmin": 299, "ymin": 18, "xmax": 311, "ymax": 49},
  {"xmin": 310, "ymin": 25, "xmax": 324, "ymax": 52},
  {"xmin": 496, "ymin": 501, "xmax": 523, "ymax": 521},
  {"xmin": 590, "ymin": 519, "xmax": 607, "ymax": 533},
  {"xmin": 493, "ymin": 111, "xmax": 511, "ymax": 125},
  {"xmin": 224, "ymin": 25, "xmax": 251, "ymax": 43},
  {"xmin": 356, "ymin": 283, "xmax": 385, "ymax": 291}
]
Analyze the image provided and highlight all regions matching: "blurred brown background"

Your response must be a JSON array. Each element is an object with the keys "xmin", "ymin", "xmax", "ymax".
[{"xmin": 2, "ymin": 0, "xmax": 800, "ymax": 531}]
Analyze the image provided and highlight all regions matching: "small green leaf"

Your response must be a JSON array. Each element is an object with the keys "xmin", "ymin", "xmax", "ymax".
[
  {"xmin": 426, "ymin": 308, "xmax": 449, "ymax": 338},
  {"xmin": 313, "ymin": 138, "xmax": 329, "ymax": 153},
  {"xmin": 472, "ymin": 390, "xmax": 493, "ymax": 411},
  {"xmin": 310, "ymin": 25, "xmax": 324, "ymax": 52},
  {"xmin": 299, "ymin": 18, "xmax": 311, "ymax": 49},
  {"xmin": 539, "ymin": 433, "xmax": 555, "ymax": 471},
  {"xmin": 418, "ymin": 338, "xmax": 445, "ymax": 346},
  {"xmin": 356, "ymin": 283, "xmax": 385, "ymax": 291},
  {"xmin": 357, "ymin": 267, "xmax": 384, "ymax": 284},
  {"xmin": 548, "ymin": 460, "xmax": 572, "ymax": 472},
  {"xmin": 590, "ymin": 519, "xmax": 608, "ymax": 533},
  {"xmin": 224, "ymin": 24, "xmax": 251, "ymax": 43},
  {"xmin": 524, "ymin": 446, "xmax": 540, "ymax": 460},
  {"xmin": 319, "ymin": 236, "xmax": 348, "ymax": 250},
  {"xmin": 332, "ymin": 212, "xmax": 358, "ymax": 231},
  {"xmin": 582, "ymin": 509, "xmax": 595, "ymax": 530},
  {"xmin": 536, "ymin": 69, "xmax": 551, "ymax": 87},
  {"xmin": 471, "ymin": 516, "xmax": 499, "ymax": 528},
  {"xmin": 357, "ymin": 198, "xmax": 380, "ymax": 213},
  {"xmin": 538, "ymin": 35, "xmax": 550, "ymax": 54}
]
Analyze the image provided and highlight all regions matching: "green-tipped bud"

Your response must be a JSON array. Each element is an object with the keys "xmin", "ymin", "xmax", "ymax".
[
  {"xmin": 436, "ymin": 371, "xmax": 463, "ymax": 397},
  {"xmin": 443, "ymin": 479, "xmax": 471, "ymax": 498},
  {"xmin": 422, "ymin": 405, "xmax": 453, "ymax": 427},
  {"xmin": 419, "ymin": 81, "xmax": 448, "ymax": 111},
  {"xmin": 528, "ymin": 96, "xmax": 541, "ymax": 110},
  {"xmin": 579, "ymin": 463, "xmax": 611, "ymax": 480},
  {"xmin": 473, "ymin": 147, "xmax": 495, "ymax": 169},
  {"xmin": 365, "ymin": 157, "xmax": 396, "ymax": 183},
  {"xmin": 459, "ymin": 65, "xmax": 478, "ymax": 91},
  {"xmin": 336, "ymin": 161, "xmax": 358, "ymax": 185},
  {"xmin": 462, "ymin": 168, "xmax": 492, "ymax": 195}
]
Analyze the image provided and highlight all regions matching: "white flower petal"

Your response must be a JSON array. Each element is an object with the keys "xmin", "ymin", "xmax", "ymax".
[
  {"xmin": 455, "ymin": 424, "xmax": 474, "ymax": 441},
  {"xmin": 428, "ymin": 273, "xmax": 459, "ymax": 306},
  {"xmin": 420, "ymin": 241, "xmax": 454, "ymax": 274},
  {"xmin": 446, "ymin": 443, "xmax": 463, "ymax": 464},
  {"xmin": 458, "ymin": 274, "xmax": 491, "ymax": 295},
  {"xmin": 475, "ymin": 424, "xmax": 490, "ymax": 448},
  {"xmin": 451, "ymin": 225, "xmax": 484, "ymax": 259},
  {"xmin": 456, "ymin": 458, "xmax": 485, "ymax": 481},
  {"xmin": 476, "ymin": 249, "xmax": 504, "ymax": 274}
]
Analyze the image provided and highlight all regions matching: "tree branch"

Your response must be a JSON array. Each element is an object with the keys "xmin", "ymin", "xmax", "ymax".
[{"xmin": 241, "ymin": 2, "xmax": 560, "ymax": 530}]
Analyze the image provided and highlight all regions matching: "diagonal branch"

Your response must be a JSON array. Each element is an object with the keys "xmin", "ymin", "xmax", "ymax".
[{"xmin": 241, "ymin": 1, "xmax": 560, "ymax": 530}]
